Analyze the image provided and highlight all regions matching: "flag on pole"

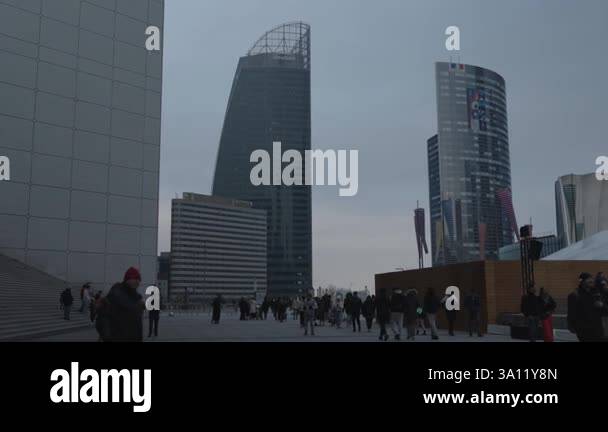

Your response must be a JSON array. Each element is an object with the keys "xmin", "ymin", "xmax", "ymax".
[{"xmin": 414, "ymin": 208, "xmax": 429, "ymax": 258}]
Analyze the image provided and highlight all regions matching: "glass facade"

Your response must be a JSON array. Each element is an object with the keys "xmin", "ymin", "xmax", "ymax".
[
  {"xmin": 213, "ymin": 23, "xmax": 312, "ymax": 297},
  {"xmin": 429, "ymin": 62, "xmax": 513, "ymax": 266},
  {"xmin": 0, "ymin": 0, "xmax": 164, "ymax": 292},
  {"xmin": 555, "ymin": 173, "xmax": 608, "ymax": 247}
]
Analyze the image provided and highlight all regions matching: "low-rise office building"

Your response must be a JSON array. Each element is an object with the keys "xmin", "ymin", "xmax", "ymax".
[{"xmin": 170, "ymin": 193, "xmax": 267, "ymax": 302}]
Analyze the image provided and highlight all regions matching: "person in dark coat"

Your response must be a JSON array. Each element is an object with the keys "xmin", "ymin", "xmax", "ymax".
[
  {"xmin": 104, "ymin": 267, "xmax": 144, "ymax": 342},
  {"xmin": 261, "ymin": 297, "xmax": 270, "ymax": 320},
  {"xmin": 320, "ymin": 294, "xmax": 331, "ymax": 326},
  {"xmin": 374, "ymin": 289, "xmax": 391, "ymax": 341},
  {"xmin": 521, "ymin": 284, "xmax": 542, "ymax": 342},
  {"xmin": 441, "ymin": 292, "xmax": 458, "ymax": 337},
  {"xmin": 423, "ymin": 288, "xmax": 440, "ymax": 340},
  {"xmin": 568, "ymin": 273, "xmax": 606, "ymax": 342},
  {"xmin": 89, "ymin": 291, "xmax": 100, "ymax": 323},
  {"xmin": 298, "ymin": 296, "xmax": 306, "ymax": 328},
  {"xmin": 361, "ymin": 295, "xmax": 375, "ymax": 332},
  {"xmin": 239, "ymin": 297, "xmax": 248, "ymax": 320},
  {"xmin": 464, "ymin": 289, "xmax": 483, "ymax": 337},
  {"xmin": 303, "ymin": 293, "xmax": 318, "ymax": 336},
  {"xmin": 344, "ymin": 293, "xmax": 353, "ymax": 322},
  {"xmin": 270, "ymin": 298, "xmax": 278, "ymax": 319},
  {"xmin": 60, "ymin": 288, "xmax": 74, "ymax": 320},
  {"xmin": 212, "ymin": 295, "xmax": 223, "ymax": 324},
  {"xmin": 277, "ymin": 297, "xmax": 287, "ymax": 323},
  {"xmin": 404, "ymin": 289, "xmax": 419, "ymax": 341},
  {"xmin": 94, "ymin": 293, "xmax": 109, "ymax": 342},
  {"xmin": 148, "ymin": 308, "xmax": 160, "ymax": 338},
  {"xmin": 539, "ymin": 288, "xmax": 556, "ymax": 342},
  {"xmin": 389, "ymin": 288, "xmax": 406, "ymax": 340},
  {"xmin": 350, "ymin": 292, "xmax": 363, "ymax": 332}
]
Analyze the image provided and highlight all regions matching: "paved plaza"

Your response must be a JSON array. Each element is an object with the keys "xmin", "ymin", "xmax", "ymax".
[{"xmin": 35, "ymin": 311, "xmax": 531, "ymax": 342}]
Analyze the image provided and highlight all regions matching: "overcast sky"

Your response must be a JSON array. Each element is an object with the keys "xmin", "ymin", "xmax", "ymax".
[{"xmin": 158, "ymin": 0, "xmax": 608, "ymax": 290}]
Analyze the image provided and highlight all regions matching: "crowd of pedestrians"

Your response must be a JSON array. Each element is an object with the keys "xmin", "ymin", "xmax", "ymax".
[
  {"xmin": 567, "ymin": 272, "xmax": 608, "ymax": 342},
  {"xmin": 59, "ymin": 268, "xmax": 607, "ymax": 343},
  {"xmin": 520, "ymin": 272, "xmax": 608, "ymax": 342},
  {"xmin": 278, "ymin": 287, "xmax": 485, "ymax": 341}
]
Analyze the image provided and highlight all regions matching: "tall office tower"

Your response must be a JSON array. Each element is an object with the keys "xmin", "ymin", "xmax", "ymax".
[
  {"xmin": 170, "ymin": 193, "xmax": 267, "ymax": 302},
  {"xmin": 428, "ymin": 62, "xmax": 514, "ymax": 266},
  {"xmin": 555, "ymin": 173, "xmax": 608, "ymax": 247},
  {"xmin": 213, "ymin": 22, "xmax": 312, "ymax": 297},
  {"xmin": 0, "ymin": 1, "xmax": 164, "ymax": 292}
]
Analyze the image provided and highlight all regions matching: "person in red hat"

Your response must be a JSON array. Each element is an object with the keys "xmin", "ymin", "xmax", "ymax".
[{"xmin": 102, "ymin": 267, "xmax": 145, "ymax": 342}]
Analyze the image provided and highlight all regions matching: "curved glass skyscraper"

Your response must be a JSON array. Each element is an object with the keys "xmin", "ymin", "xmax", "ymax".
[
  {"xmin": 429, "ymin": 62, "xmax": 515, "ymax": 266},
  {"xmin": 213, "ymin": 22, "xmax": 312, "ymax": 296}
]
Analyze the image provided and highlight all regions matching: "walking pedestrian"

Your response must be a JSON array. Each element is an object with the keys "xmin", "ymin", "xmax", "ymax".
[
  {"xmin": 249, "ymin": 298, "xmax": 257, "ymax": 320},
  {"xmin": 521, "ymin": 284, "xmax": 542, "ymax": 342},
  {"xmin": 416, "ymin": 305, "xmax": 426, "ymax": 336},
  {"xmin": 212, "ymin": 295, "xmax": 223, "ymax": 324},
  {"xmin": 568, "ymin": 273, "xmax": 606, "ymax": 342},
  {"xmin": 333, "ymin": 297, "xmax": 344, "ymax": 329},
  {"xmin": 375, "ymin": 289, "xmax": 391, "ymax": 341},
  {"xmin": 539, "ymin": 288, "xmax": 556, "ymax": 342},
  {"xmin": 60, "ymin": 287, "xmax": 73, "ymax": 321},
  {"xmin": 103, "ymin": 267, "xmax": 145, "ymax": 342},
  {"xmin": 321, "ymin": 294, "xmax": 332, "ymax": 326},
  {"xmin": 362, "ymin": 295, "xmax": 375, "ymax": 332},
  {"xmin": 442, "ymin": 293, "xmax": 458, "ymax": 336},
  {"xmin": 94, "ymin": 293, "xmax": 109, "ymax": 342},
  {"xmin": 464, "ymin": 289, "xmax": 483, "ymax": 337},
  {"xmin": 344, "ymin": 293, "xmax": 353, "ymax": 324},
  {"xmin": 389, "ymin": 288, "xmax": 406, "ymax": 340},
  {"xmin": 148, "ymin": 308, "xmax": 160, "ymax": 338},
  {"xmin": 292, "ymin": 297, "xmax": 302, "ymax": 321},
  {"xmin": 424, "ymin": 288, "xmax": 440, "ymax": 340},
  {"xmin": 404, "ymin": 289, "xmax": 419, "ymax": 341},
  {"xmin": 350, "ymin": 292, "xmax": 362, "ymax": 332},
  {"xmin": 90, "ymin": 291, "xmax": 101, "ymax": 323},
  {"xmin": 79, "ymin": 283, "xmax": 91, "ymax": 313},
  {"xmin": 303, "ymin": 293, "xmax": 318, "ymax": 336},
  {"xmin": 298, "ymin": 297, "xmax": 306, "ymax": 328},
  {"xmin": 277, "ymin": 298, "xmax": 287, "ymax": 322},
  {"xmin": 261, "ymin": 297, "xmax": 269, "ymax": 320},
  {"xmin": 239, "ymin": 297, "xmax": 248, "ymax": 321}
]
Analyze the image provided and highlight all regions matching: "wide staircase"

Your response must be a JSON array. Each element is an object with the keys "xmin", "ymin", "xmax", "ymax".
[{"xmin": 0, "ymin": 254, "xmax": 90, "ymax": 341}]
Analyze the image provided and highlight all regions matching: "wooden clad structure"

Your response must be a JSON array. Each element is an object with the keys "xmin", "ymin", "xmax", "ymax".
[{"xmin": 375, "ymin": 261, "xmax": 608, "ymax": 333}]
